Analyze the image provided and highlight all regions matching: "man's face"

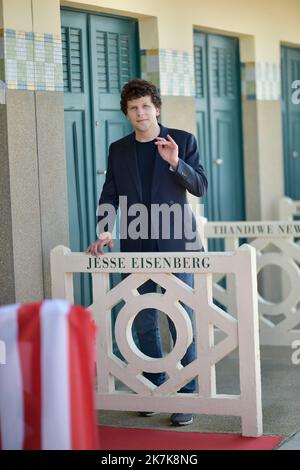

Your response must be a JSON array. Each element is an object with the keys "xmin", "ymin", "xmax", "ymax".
[{"xmin": 126, "ymin": 95, "xmax": 160, "ymax": 133}]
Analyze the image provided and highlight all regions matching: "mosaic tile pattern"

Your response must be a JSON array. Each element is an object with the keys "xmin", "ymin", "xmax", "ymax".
[
  {"xmin": 241, "ymin": 61, "xmax": 281, "ymax": 101},
  {"xmin": 160, "ymin": 49, "xmax": 195, "ymax": 96},
  {"xmin": 140, "ymin": 48, "xmax": 195, "ymax": 96},
  {"xmin": 256, "ymin": 62, "xmax": 280, "ymax": 100},
  {"xmin": 1, "ymin": 31, "xmax": 281, "ymax": 101},
  {"xmin": 140, "ymin": 49, "xmax": 160, "ymax": 90},
  {"xmin": 241, "ymin": 62, "xmax": 256, "ymax": 100},
  {"xmin": 0, "ymin": 29, "xmax": 5, "ymax": 86},
  {"xmin": 2, "ymin": 29, "xmax": 63, "ymax": 92}
]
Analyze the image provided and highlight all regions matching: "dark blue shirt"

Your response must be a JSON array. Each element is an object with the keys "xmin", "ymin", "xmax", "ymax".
[{"xmin": 135, "ymin": 139, "xmax": 158, "ymax": 252}]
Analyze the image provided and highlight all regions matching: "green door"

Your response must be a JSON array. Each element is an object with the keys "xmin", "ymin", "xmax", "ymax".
[
  {"xmin": 194, "ymin": 32, "xmax": 245, "ymax": 223},
  {"xmin": 61, "ymin": 9, "xmax": 139, "ymax": 306},
  {"xmin": 281, "ymin": 46, "xmax": 300, "ymax": 200},
  {"xmin": 89, "ymin": 15, "xmax": 138, "ymax": 210},
  {"xmin": 61, "ymin": 10, "xmax": 94, "ymax": 305}
]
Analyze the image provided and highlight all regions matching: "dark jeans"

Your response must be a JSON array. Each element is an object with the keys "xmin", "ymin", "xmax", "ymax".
[{"xmin": 122, "ymin": 272, "xmax": 196, "ymax": 393}]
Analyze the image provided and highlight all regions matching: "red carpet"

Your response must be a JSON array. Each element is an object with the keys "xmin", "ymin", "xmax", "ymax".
[{"xmin": 98, "ymin": 426, "xmax": 283, "ymax": 450}]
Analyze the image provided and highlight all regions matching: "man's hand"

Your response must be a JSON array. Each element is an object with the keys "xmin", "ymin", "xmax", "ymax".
[
  {"xmin": 86, "ymin": 232, "xmax": 114, "ymax": 256},
  {"xmin": 155, "ymin": 134, "xmax": 179, "ymax": 169}
]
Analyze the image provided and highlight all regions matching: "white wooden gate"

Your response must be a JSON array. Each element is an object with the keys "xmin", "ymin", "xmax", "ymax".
[
  {"xmin": 50, "ymin": 245, "xmax": 262, "ymax": 437},
  {"xmin": 279, "ymin": 197, "xmax": 300, "ymax": 221},
  {"xmin": 200, "ymin": 218, "xmax": 300, "ymax": 346}
]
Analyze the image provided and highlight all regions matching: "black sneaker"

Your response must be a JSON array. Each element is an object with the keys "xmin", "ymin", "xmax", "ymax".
[
  {"xmin": 170, "ymin": 413, "xmax": 193, "ymax": 426},
  {"xmin": 138, "ymin": 411, "xmax": 159, "ymax": 417}
]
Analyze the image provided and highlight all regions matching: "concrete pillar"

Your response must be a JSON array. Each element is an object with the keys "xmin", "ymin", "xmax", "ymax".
[
  {"xmin": 0, "ymin": 0, "xmax": 69, "ymax": 303},
  {"xmin": 240, "ymin": 35, "xmax": 284, "ymax": 221}
]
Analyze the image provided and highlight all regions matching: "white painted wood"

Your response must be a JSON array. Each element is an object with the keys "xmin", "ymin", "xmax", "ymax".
[
  {"xmin": 96, "ymin": 394, "xmax": 244, "ymax": 415},
  {"xmin": 234, "ymin": 245, "xmax": 262, "ymax": 437},
  {"xmin": 114, "ymin": 292, "xmax": 193, "ymax": 374},
  {"xmin": 224, "ymin": 238, "xmax": 239, "ymax": 317},
  {"xmin": 279, "ymin": 197, "xmax": 300, "ymax": 221},
  {"xmin": 204, "ymin": 220, "xmax": 300, "ymax": 238},
  {"xmin": 91, "ymin": 272, "xmax": 115, "ymax": 394},
  {"xmin": 278, "ymin": 197, "xmax": 300, "ymax": 306},
  {"xmin": 50, "ymin": 246, "xmax": 262, "ymax": 437},
  {"xmin": 198, "ymin": 218, "xmax": 300, "ymax": 346},
  {"xmin": 60, "ymin": 251, "xmax": 240, "ymax": 274},
  {"xmin": 50, "ymin": 246, "xmax": 72, "ymax": 300}
]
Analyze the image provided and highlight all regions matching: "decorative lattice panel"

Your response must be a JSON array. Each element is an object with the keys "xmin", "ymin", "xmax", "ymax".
[
  {"xmin": 201, "ymin": 219, "xmax": 300, "ymax": 345},
  {"xmin": 51, "ymin": 246, "xmax": 262, "ymax": 437}
]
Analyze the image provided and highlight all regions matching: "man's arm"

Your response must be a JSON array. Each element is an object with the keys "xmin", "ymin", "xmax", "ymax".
[
  {"xmin": 171, "ymin": 134, "xmax": 208, "ymax": 197},
  {"xmin": 155, "ymin": 133, "xmax": 208, "ymax": 197}
]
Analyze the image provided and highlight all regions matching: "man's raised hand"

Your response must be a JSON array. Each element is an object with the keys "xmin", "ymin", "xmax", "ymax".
[{"xmin": 155, "ymin": 134, "xmax": 179, "ymax": 169}]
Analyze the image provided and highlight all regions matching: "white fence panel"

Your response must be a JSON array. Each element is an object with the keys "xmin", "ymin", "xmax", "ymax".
[
  {"xmin": 201, "ymin": 219, "xmax": 300, "ymax": 346},
  {"xmin": 51, "ymin": 245, "xmax": 262, "ymax": 437},
  {"xmin": 279, "ymin": 197, "xmax": 300, "ymax": 221},
  {"xmin": 278, "ymin": 197, "xmax": 300, "ymax": 311}
]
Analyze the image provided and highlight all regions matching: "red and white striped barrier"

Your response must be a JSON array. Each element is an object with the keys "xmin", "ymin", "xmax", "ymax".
[{"xmin": 0, "ymin": 299, "xmax": 98, "ymax": 450}]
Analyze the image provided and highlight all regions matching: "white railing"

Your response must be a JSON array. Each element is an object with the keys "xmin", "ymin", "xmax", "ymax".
[
  {"xmin": 50, "ymin": 245, "xmax": 262, "ymax": 437},
  {"xmin": 279, "ymin": 197, "xmax": 300, "ymax": 221},
  {"xmin": 278, "ymin": 197, "xmax": 300, "ymax": 314},
  {"xmin": 200, "ymin": 218, "xmax": 300, "ymax": 346}
]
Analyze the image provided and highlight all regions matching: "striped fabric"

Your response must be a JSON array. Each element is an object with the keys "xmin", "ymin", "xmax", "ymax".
[{"xmin": 0, "ymin": 300, "xmax": 98, "ymax": 450}]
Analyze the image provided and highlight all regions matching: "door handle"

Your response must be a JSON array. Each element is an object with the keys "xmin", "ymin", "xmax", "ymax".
[
  {"xmin": 97, "ymin": 170, "xmax": 107, "ymax": 175},
  {"xmin": 213, "ymin": 158, "xmax": 224, "ymax": 165},
  {"xmin": 292, "ymin": 150, "xmax": 299, "ymax": 159}
]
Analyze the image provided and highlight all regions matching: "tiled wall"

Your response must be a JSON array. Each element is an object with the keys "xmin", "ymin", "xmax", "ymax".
[
  {"xmin": 140, "ymin": 49, "xmax": 160, "ymax": 90},
  {"xmin": 1, "ymin": 30, "xmax": 281, "ymax": 101},
  {"xmin": 0, "ymin": 29, "xmax": 5, "ymax": 85},
  {"xmin": 141, "ymin": 49, "xmax": 280, "ymax": 101},
  {"xmin": 1, "ymin": 28, "xmax": 63, "ymax": 92},
  {"xmin": 141, "ymin": 48, "xmax": 195, "ymax": 97},
  {"xmin": 241, "ymin": 61, "xmax": 281, "ymax": 101},
  {"xmin": 160, "ymin": 49, "xmax": 195, "ymax": 96},
  {"xmin": 255, "ymin": 62, "xmax": 281, "ymax": 100},
  {"xmin": 241, "ymin": 62, "xmax": 256, "ymax": 100}
]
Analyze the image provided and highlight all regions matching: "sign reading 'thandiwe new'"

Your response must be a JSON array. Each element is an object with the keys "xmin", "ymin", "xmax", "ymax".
[{"xmin": 205, "ymin": 221, "xmax": 300, "ymax": 238}]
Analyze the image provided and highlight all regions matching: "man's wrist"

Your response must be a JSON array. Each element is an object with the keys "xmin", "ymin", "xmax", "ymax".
[{"xmin": 170, "ymin": 159, "xmax": 179, "ymax": 171}]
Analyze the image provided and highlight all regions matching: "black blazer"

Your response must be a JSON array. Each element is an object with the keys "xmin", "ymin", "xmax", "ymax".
[{"xmin": 97, "ymin": 124, "xmax": 208, "ymax": 252}]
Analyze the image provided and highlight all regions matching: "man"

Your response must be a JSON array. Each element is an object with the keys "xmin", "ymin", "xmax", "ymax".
[{"xmin": 87, "ymin": 79, "xmax": 208, "ymax": 426}]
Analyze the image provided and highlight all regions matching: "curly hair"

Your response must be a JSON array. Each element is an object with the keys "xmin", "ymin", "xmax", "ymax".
[{"xmin": 120, "ymin": 78, "xmax": 162, "ymax": 115}]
